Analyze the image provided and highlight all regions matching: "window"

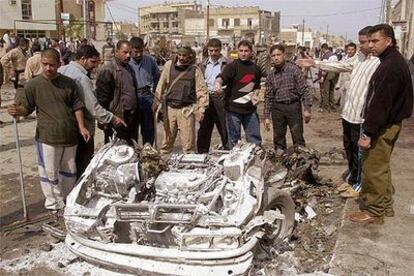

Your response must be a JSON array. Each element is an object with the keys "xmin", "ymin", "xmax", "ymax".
[
  {"xmin": 247, "ymin": 18, "xmax": 252, "ymax": 27},
  {"xmin": 234, "ymin": 18, "xmax": 240, "ymax": 27},
  {"xmin": 208, "ymin": 18, "xmax": 214, "ymax": 27},
  {"xmin": 21, "ymin": 0, "xmax": 32, "ymax": 20},
  {"xmin": 222, "ymin": 18, "xmax": 229, "ymax": 28}
]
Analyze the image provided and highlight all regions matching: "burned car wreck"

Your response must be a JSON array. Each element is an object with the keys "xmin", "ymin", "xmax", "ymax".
[{"xmin": 64, "ymin": 140, "xmax": 296, "ymax": 275}]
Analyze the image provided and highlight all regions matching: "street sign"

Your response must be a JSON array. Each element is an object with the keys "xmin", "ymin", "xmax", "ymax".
[
  {"xmin": 392, "ymin": 21, "xmax": 408, "ymax": 33},
  {"xmin": 61, "ymin": 12, "xmax": 70, "ymax": 26}
]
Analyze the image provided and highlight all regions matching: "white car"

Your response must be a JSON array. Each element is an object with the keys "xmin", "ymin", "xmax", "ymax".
[{"xmin": 64, "ymin": 140, "xmax": 295, "ymax": 275}]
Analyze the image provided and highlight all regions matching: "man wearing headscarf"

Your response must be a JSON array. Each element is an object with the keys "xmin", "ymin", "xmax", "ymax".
[{"xmin": 152, "ymin": 46, "xmax": 208, "ymax": 153}]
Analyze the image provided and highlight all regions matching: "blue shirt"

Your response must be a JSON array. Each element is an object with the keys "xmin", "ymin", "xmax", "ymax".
[
  {"xmin": 129, "ymin": 54, "xmax": 160, "ymax": 91},
  {"xmin": 205, "ymin": 57, "xmax": 223, "ymax": 92}
]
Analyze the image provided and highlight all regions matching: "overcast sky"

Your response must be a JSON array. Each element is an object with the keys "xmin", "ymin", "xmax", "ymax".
[{"xmin": 106, "ymin": 0, "xmax": 390, "ymax": 41}]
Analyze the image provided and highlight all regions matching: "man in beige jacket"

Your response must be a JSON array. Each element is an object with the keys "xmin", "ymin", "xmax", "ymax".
[{"xmin": 152, "ymin": 46, "xmax": 208, "ymax": 153}]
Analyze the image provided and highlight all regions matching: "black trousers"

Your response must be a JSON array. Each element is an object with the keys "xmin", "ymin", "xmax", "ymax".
[
  {"xmin": 342, "ymin": 119, "xmax": 362, "ymax": 185},
  {"xmin": 197, "ymin": 94, "xmax": 228, "ymax": 153},
  {"xmin": 271, "ymin": 102, "xmax": 305, "ymax": 150},
  {"xmin": 76, "ymin": 135, "xmax": 95, "ymax": 179}
]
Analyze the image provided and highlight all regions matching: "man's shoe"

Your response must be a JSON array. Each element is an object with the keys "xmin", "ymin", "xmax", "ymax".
[
  {"xmin": 340, "ymin": 187, "xmax": 359, "ymax": 198},
  {"xmin": 349, "ymin": 211, "xmax": 384, "ymax": 224},
  {"xmin": 336, "ymin": 182, "xmax": 351, "ymax": 192},
  {"xmin": 385, "ymin": 208, "xmax": 395, "ymax": 217}
]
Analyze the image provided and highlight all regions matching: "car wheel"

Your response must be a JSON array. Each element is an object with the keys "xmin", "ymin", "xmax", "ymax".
[{"xmin": 261, "ymin": 187, "xmax": 295, "ymax": 242}]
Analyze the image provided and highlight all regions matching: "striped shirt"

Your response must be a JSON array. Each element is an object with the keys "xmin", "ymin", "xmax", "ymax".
[{"xmin": 316, "ymin": 52, "xmax": 380, "ymax": 124}]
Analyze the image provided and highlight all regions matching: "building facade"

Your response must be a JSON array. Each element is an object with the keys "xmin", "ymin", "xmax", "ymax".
[
  {"xmin": 0, "ymin": 0, "xmax": 109, "ymax": 41},
  {"xmin": 139, "ymin": 2, "xmax": 202, "ymax": 35},
  {"xmin": 0, "ymin": 0, "xmax": 57, "ymax": 38},
  {"xmin": 207, "ymin": 6, "xmax": 278, "ymax": 44},
  {"xmin": 62, "ymin": 0, "xmax": 108, "ymax": 41}
]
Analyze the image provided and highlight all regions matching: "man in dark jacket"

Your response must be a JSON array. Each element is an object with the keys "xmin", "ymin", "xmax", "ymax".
[
  {"xmin": 197, "ymin": 38, "xmax": 231, "ymax": 152},
  {"xmin": 350, "ymin": 24, "xmax": 413, "ymax": 224},
  {"xmin": 96, "ymin": 40, "xmax": 138, "ymax": 143}
]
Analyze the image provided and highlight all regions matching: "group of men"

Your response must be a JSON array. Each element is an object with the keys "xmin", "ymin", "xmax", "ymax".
[
  {"xmin": 3, "ymin": 23, "xmax": 413, "ymax": 226},
  {"xmin": 297, "ymin": 24, "xmax": 413, "ymax": 224},
  {"xmin": 6, "ymin": 37, "xmax": 160, "ymax": 215}
]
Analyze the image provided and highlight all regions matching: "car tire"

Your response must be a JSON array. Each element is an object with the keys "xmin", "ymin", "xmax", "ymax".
[{"xmin": 260, "ymin": 187, "xmax": 295, "ymax": 242}]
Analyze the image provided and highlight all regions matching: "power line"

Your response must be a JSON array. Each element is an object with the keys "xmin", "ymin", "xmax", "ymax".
[
  {"xmin": 283, "ymin": 7, "xmax": 381, "ymax": 18},
  {"xmin": 106, "ymin": 3, "xmax": 120, "ymax": 33}
]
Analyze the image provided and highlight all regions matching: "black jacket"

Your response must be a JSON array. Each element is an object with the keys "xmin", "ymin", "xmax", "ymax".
[
  {"xmin": 363, "ymin": 46, "xmax": 413, "ymax": 137},
  {"xmin": 96, "ymin": 57, "xmax": 138, "ymax": 119}
]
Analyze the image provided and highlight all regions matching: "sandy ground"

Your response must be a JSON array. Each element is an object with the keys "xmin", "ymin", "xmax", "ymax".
[{"xmin": 1, "ymin": 80, "xmax": 413, "ymax": 275}]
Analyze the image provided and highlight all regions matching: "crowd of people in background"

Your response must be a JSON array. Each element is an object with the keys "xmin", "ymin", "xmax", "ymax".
[{"xmin": 0, "ymin": 23, "xmax": 413, "ymax": 228}]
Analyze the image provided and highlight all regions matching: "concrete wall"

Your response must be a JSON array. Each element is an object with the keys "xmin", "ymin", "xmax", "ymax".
[{"xmin": 184, "ymin": 18, "xmax": 204, "ymax": 36}]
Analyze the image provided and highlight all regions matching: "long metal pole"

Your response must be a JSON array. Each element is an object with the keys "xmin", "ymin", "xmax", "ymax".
[
  {"xmin": 83, "ymin": 0, "xmax": 87, "ymax": 38},
  {"xmin": 13, "ymin": 117, "xmax": 28, "ymax": 220},
  {"xmin": 302, "ymin": 18, "xmax": 305, "ymax": 46},
  {"xmin": 206, "ymin": 0, "xmax": 210, "ymax": 40}
]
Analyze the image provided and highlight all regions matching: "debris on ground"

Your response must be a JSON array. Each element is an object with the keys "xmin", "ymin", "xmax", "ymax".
[
  {"xmin": 253, "ymin": 147, "xmax": 345, "ymax": 274},
  {"xmin": 319, "ymin": 147, "xmax": 347, "ymax": 166}
]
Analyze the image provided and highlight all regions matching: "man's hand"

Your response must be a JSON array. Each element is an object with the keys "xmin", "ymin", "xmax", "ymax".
[
  {"xmin": 8, "ymin": 103, "xmax": 27, "ymax": 117},
  {"xmin": 303, "ymin": 110, "xmax": 311, "ymax": 124},
  {"xmin": 358, "ymin": 136, "xmax": 371, "ymax": 150},
  {"xmin": 214, "ymin": 82, "xmax": 223, "ymax": 96},
  {"xmin": 8, "ymin": 103, "xmax": 19, "ymax": 117},
  {"xmin": 80, "ymin": 127, "xmax": 91, "ymax": 143},
  {"xmin": 152, "ymin": 102, "xmax": 159, "ymax": 114},
  {"xmin": 264, "ymin": 118, "xmax": 271, "ymax": 131},
  {"xmin": 296, "ymin": 58, "xmax": 315, "ymax": 68},
  {"xmin": 319, "ymin": 76, "xmax": 325, "ymax": 84},
  {"xmin": 196, "ymin": 112, "xmax": 204, "ymax": 122},
  {"xmin": 251, "ymin": 90, "xmax": 260, "ymax": 106},
  {"xmin": 111, "ymin": 115, "xmax": 127, "ymax": 127}
]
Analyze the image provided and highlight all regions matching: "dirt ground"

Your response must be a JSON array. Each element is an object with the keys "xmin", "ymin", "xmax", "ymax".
[{"xmin": 0, "ymin": 80, "xmax": 413, "ymax": 275}]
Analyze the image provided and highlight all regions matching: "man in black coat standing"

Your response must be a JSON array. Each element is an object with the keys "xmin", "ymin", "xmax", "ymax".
[{"xmin": 350, "ymin": 24, "xmax": 413, "ymax": 224}]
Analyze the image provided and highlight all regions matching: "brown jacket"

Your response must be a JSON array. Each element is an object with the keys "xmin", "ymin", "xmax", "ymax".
[
  {"xmin": 24, "ymin": 52, "xmax": 42, "ymax": 80},
  {"xmin": 0, "ymin": 47, "xmax": 30, "ymax": 71}
]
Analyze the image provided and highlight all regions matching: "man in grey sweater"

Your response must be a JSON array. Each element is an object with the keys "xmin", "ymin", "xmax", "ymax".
[{"xmin": 59, "ymin": 45, "xmax": 125, "ymax": 178}]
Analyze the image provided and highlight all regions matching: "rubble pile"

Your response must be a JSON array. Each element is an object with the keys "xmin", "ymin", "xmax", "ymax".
[{"xmin": 254, "ymin": 147, "xmax": 346, "ymax": 275}]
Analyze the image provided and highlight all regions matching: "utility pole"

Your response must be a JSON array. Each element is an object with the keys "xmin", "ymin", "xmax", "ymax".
[
  {"xmin": 258, "ymin": 10, "xmax": 262, "ymax": 43},
  {"xmin": 326, "ymin": 24, "xmax": 329, "ymax": 42},
  {"xmin": 83, "ymin": 0, "xmax": 88, "ymax": 39},
  {"xmin": 206, "ymin": 0, "xmax": 210, "ymax": 40},
  {"xmin": 302, "ymin": 18, "xmax": 305, "ymax": 46},
  {"xmin": 59, "ymin": 0, "xmax": 65, "ymax": 42},
  {"xmin": 55, "ymin": 0, "xmax": 61, "ymax": 39},
  {"xmin": 385, "ymin": 0, "xmax": 392, "ymax": 24}
]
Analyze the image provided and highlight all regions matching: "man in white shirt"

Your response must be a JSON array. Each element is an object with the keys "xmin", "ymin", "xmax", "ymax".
[
  {"xmin": 335, "ymin": 42, "xmax": 357, "ymax": 108},
  {"xmin": 297, "ymin": 26, "xmax": 380, "ymax": 198}
]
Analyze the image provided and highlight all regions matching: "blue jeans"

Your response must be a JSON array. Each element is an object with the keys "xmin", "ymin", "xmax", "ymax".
[
  {"xmin": 137, "ymin": 94, "xmax": 154, "ymax": 145},
  {"xmin": 225, "ymin": 110, "xmax": 262, "ymax": 149}
]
